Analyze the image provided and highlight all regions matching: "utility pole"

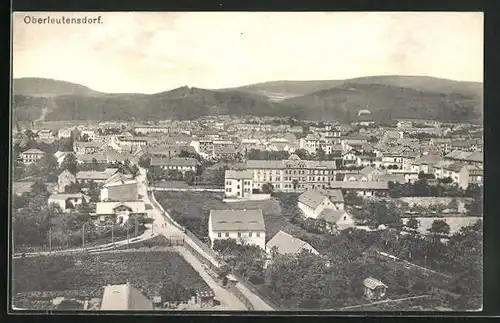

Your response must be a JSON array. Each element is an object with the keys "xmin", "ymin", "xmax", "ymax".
[
  {"xmin": 49, "ymin": 227, "xmax": 52, "ymax": 253},
  {"xmin": 111, "ymin": 219, "xmax": 114, "ymax": 245},
  {"xmin": 67, "ymin": 230, "xmax": 69, "ymax": 249},
  {"xmin": 82, "ymin": 223, "xmax": 85, "ymax": 250},
  {"xmin": 135, "ymin": 215, "xmax": 138, "ymax": 237},
  {"xmin": 126, "ymin": 220, "xmax": 130, "ymax": 249}
]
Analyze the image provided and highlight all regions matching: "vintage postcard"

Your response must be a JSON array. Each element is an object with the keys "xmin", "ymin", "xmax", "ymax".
[{"xmin": 10, "ymin": 12, "xmax": 483, "ymax": 312}]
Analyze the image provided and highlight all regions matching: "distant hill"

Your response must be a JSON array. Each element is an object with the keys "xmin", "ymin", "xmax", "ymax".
[
  {"xmin": 225, "ymin": 75, "xmax": 483, "ymax": 102},
  {"xmin": 13, "ymin": 78, "xmax": 104, "ymax": 97},
  {"xmin": 12, "ymin": 86, "xmax": 303, "ymax": 122},
  {"xmin": 11, "ymin": 76, "xmax": 483, "ymax": 124},
  {"xmin": 281, "ymin": 82, "xmax": 482, "ymax": 123}
]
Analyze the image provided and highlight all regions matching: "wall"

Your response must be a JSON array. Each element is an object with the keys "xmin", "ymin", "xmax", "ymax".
[{"xmin": 223, "ymin": 194, "xmax": 271, "ymax": 203}]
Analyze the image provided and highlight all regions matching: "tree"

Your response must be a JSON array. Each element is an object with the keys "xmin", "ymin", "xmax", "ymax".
[
  {"xmin": 184, "ymin": 170, "xmax": 196, "ymax": 185},
  {"xmin": 138, "ymin": 155, "xmax": 151, "ymax": 169},
  {"xmin": 315, "ymin": 147, "xmax": 327, "ymax": 161},
  {"xmin": 159, "ymin": 279, "xmax": 192, "ymax": 303},
  {"xmin": 179, "ymin": 150, "xmax": 202, "ymax": 161},
  {"xmin": 31, "ymin": 179, "xmax": 49, "ymax": 197},
  {"xmin": 60, "ymin": 154, "xmax": 78, "ymax": 175},
  {"xmin": 86, "ymin": 181, "xmax": 100, "ymax": 202},
  {"xmin": 262, "ymin": 182, "xmax": 274, "ymax": 194},
  {"xmin": 294, "ymin": 149, "xmax": 309, "ymax": 160},
  {"xmin": 428, "ymin": 219, "xmax": 451, "ymax": 237},
  {"xmin": 406, "ymin": 217, "xmax": 420, "ymax": 233},
  {"xmin": 129, "ymin": 164, "xmax": 140, "ymax": 178},
  {"xmin": 209, "ymin": 166, "xmax": 227, "ymax": 186},
  {"xmin": 166, "ymin": 169, "xmax": 184, "ymax": 181},
  {"xmin": 56, "ymin": 299, "xmax": 82, "ymax": 310}
]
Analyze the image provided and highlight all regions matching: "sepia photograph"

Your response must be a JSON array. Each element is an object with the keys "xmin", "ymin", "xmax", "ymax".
[{"xmin": 10, "ymin": 11, "xmax": 483, "ymax": 312}]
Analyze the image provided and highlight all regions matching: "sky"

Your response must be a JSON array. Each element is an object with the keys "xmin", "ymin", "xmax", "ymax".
[{"xmin": 12, "ymin": 12, "xmax": 483, "ymax": 94}]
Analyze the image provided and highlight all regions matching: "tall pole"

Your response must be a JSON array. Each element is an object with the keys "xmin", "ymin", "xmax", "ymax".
[
  {"xmin": 82, "ymin": 223, "xmax": 85, "ymax": 249},
  {"xmin": 67, "ymin": 230, "xmax": 69, "ymax": 249},
  {"xmin": 49, "ymin": 227, "xmax": 52, "ymax": 253},
  {"xmin": 111, "ymin": 219, "xmax": 114, "ymax": 245},
  {"xmin": 127, "ymin": 219, "xmax": 130, "ymax": 249},
  {"xmin": 135, "ymin": 215, "xmax": 138, "ymax": 237}
]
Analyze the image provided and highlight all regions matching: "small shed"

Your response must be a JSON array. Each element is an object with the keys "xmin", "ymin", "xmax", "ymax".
[
  {"xmin": 195, "ymin": 289, "xmax": 215, "ymax": 308},
  {"xmin": 363, "ymin": 277, "xmax": 388, "ymax": 300},
  {"xmin": 152, "ymin": 296, "xmax": 162, "ymax": 308}
]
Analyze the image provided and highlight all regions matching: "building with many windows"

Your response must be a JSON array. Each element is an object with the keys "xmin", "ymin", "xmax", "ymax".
[
  {"xmin": 245, "ymin": 154, "xmax": 337, "ymax": 192},
  {"xmin": 20, "ymin": 148, "xmax": 45, "ymax": 165},
  {"xmin": 208, "ymin": 209, "xmax": 266, "ymax": 249},
  {"xmin": 224, "ymin": 170, "xmax": 253, "ymax": 199}
]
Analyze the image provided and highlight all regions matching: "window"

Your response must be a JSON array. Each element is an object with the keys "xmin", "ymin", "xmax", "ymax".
[
  {"xmin": 249, "ymin": 232, "xmax": 253, "ymax": 237},
  {"xmin": 218, "ymin": 232, "xmax": 222, "ymax": 238},
  {"xmin": 237, "ymin": 232, "xmax": 241, "ymax": 238},
  {"xmin": 225, "ymin": 232, "xmax": 229, "ymax": 237},
  {"xmin": 237, "ymin": 185, "xmax": 240, "ymax": 189},
  {"xmin": 256, "ymin": 232, "xmax": 260, "ymax": 237}
]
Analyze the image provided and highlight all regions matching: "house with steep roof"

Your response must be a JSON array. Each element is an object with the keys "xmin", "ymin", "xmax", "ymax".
[
  {"xmin": 208, "ymin": 209, "xmax": 266, "ymax": 249},
  {"xmin": 76, "ymin": 168, "xmax": 119, "ymax": 184},
  {"xmin": 100, "ymin": 174, "xmax": 138, "ymax": 202},
  {"xmin": 363, "ymin": 277, "xmax": 388, "ymax": 300},
  {"xmin": 75, "ymin": 152, "xmax": 108, "ymax": 165},
  {"xmin": 359, "ymin": 166, "xmax": 384, "ymax": 181},
  {"xmin": 95, "ymin": 201, "xmax": 146, "ymax": 223},
  {"xmin": 266, "ymin": 230, "xmax": 319, "ymax": 256},
  {"xmin": 317, "ymin": 209, "xmax": 355, "ymax": 231},
  {"xmin": 20, "ymin": 148, "xmax": 45, "ymax": 165},
  {"xmin": 410, "ymin": 154, "xmax": 443, "ymax": 174},
  {"xmin": 53, "ymin": 151, "xmax": 73, "ymax": 166},
  {"xmin": 57, "ymin": 169, "xmax": 77, "ymax": 193},
  {"xmin": 100, "ymin": 282, "xmax": 153, "ymax": 311},
  {"xmin": 298, "ymin": 191, "xmax": 343, "ymax": 219},
  {"xmin": 48, "ymin": 193, "xmax": 90, "ymax": 212}
]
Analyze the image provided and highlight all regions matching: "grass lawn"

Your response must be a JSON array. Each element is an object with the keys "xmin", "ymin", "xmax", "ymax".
[{"xmin": 12, "ymin": 250, "xmax": 209, "ymax": 307}]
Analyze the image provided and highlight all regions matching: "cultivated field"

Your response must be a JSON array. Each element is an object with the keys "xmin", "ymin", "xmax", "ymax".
[{"xmin": 12, "ymin": 250, "xmax": 209, "ymax": 309}]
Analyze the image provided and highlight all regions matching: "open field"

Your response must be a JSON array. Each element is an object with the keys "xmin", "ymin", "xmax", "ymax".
[{"xmin": 12, "ymin": 250, "xmax": 209, "ymax": 309}]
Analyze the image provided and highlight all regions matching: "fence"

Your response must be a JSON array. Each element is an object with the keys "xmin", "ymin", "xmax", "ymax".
[
  {"xmin": 231, "ymin": 272, "xmax": 281, "ymax": 311},
  {"xmin": 229, "ymin": 284, "xmax": 255, "ymax": 310},
  {"xmin": 152, "ymin": 187, "xmax": 224, "ymax": 193}
]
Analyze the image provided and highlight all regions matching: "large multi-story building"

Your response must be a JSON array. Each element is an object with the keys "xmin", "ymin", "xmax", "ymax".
[
  {"xmin": 133, "ymin": 125, "xmax": 169, "ymax": 135},
  {"xmin": 190, "ymin": 139, "xmax": 215, "ymax": 157},
  {"xmin": 20, "ymin": 148, "xmax": 45, "ymax": 165},
  {"xmin": 224, "ymin": 170, "xmax": 253, "ymax": 199},
  {"xmin": 246, "ymin": 154, "xmax": 337, "ymax": 192}
]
